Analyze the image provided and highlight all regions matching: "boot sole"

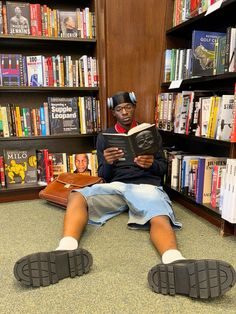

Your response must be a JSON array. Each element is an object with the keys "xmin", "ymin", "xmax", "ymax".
[
  {"xmin": 148, "ymin": 259, "xmax": 236, "ymax": 299},
  {"xmin": 14, "ymin": 249, "xmax": 93, "ymax": 287}
]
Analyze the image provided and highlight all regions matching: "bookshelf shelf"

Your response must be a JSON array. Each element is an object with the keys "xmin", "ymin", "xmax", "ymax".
[
  {"xmin": 0, "ymin": 0, "xmax": 101, "ymax": 201},
  {"xmin": 161, "ymin": 0, "xmax": 236, "ymax": 236},
  {"xmin": 166, "ymin": 0, "xmax": 236, "ymax": 37},
  {"xmin": 161, "ymin": 73, "xmax": 236, "ymax": 91}
]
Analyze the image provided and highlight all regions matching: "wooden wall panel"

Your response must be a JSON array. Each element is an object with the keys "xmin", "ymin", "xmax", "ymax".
[{"xmin": 104, "ymin": 0, "xmax": 167, "ymax": 126}]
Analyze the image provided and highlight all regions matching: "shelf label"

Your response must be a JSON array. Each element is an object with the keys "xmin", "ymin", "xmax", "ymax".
[
  {"xmin": 169, "ymin": 80, "xmax": 182, "ymax": 89},
  {"xmin": 205, "ymin": 0, "xmax": 223, "ymax": 16}
]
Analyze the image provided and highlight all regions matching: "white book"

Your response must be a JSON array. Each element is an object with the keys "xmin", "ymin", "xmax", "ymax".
[
  {"xmin": 228, "ymin": 28, "xmax": 236, "ymax": 72},
  {"xmin": 215, "ymin": 95, "xmax": 234, "ymax": 141},
  {"xmin": 200, "ymin": 96, "xmax": 213, "ymax": 137},
  {"xmin": 26, "ymin": 55, "xmax": 44, "ymax": 87},
  {"xmin": 221, "ymin": 159, "xmax": 236, "ymax": 223}
]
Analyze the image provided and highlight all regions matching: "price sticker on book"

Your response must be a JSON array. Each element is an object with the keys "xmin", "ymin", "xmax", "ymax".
[
  {"xmin": 169, "ymin": 80, "xmax": 182, "ymax": 89},
  {"xmin": 205, "ymin": 0, "xmax": 223, "ymax": 16}
]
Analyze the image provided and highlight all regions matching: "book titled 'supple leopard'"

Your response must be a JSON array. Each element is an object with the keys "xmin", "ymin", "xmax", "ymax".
[
  {"xmin": 191, "ymin": 30, "xmax": 226, "ymax": 77},
  {"xmin": 6, "ymin": 1, "xmax": 31, "ymax": 35},
  {"xmin": 48, "ymin": 97, "xmax": 80, "ymax": 135},
  {"xmin": 3, "ymin": 148, "xmax": 37, "ymax": 187},
  {"xmin": 103, "ymin": 123, "xmax": 160, "ymax": 162}
]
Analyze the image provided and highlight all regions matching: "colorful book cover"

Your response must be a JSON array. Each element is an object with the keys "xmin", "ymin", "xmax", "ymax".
[
  {"xmin": 3, "ymin": 148, "xmax": 37, "ymax": 187},
  {"xmin": 26, "ymin": 55, "xmax": 44, "ymax": 87},
  {"xmin": 51, "ymin": 152, "xmax": 68, "ymax": 178},
  {"xmin": 191, "ymin": 30, "xmax": 226, "ymax": 77},
  {"xmin": 202, "ymin": 157, "xmax": 227, "ymax": 204},
  {"xmin": 72, "ymin": 152, "xmax": 92, "ymax": 176},
  {"xmin": 1, "ymin": 54, "xmax": 22, "ymax": 86},
  {"xmin": 0, "ymin": 1, "xmax": 3, "ymax": 34},
  {"xmin": 59, "ymin": 11, "xmax": 77, "ymax": 37},
  {"xmin": 48, "ymin": 97, "xmax": 80, "ymax": 135},
  {"xmin": 6, "ymin": 1, "xmax": 30, "ymax": 35}
]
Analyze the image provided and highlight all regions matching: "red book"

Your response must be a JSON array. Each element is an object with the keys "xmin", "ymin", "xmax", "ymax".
[
  {"xmin": 0, "ymin": 156, "xmax": 6, "ymax": 188},
  {"xmin": 30, "ymin": 4, "xmax": 42, "ymax": 36},
  {"xmin": 230, "ymin": 83, "xmax": 236, "ymax": 142}
]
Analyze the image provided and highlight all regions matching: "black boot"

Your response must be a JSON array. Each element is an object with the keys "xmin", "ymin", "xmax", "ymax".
[
  {"xmin": 148, "ymin": 259, "xmax": 236, "ymax": 299},
  {"xmin": 14, "ymin": 248, "xmax": 93, "ymax": 287}
]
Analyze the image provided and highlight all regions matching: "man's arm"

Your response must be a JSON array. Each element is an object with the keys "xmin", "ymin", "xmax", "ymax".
[{"xmin": 96, "ymin": 133, "xmax": 116, "ymax": 182}]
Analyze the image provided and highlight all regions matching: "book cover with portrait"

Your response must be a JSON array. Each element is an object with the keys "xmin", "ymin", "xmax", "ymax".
[{"xmin": 6, "ymin": 1, "xmax": 31, "ymax": 35}]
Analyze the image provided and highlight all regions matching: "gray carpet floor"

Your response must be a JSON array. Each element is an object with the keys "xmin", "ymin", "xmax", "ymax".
[{"xmin": 0, "ymin": 199, "xmax": 236, "ymax": 314}]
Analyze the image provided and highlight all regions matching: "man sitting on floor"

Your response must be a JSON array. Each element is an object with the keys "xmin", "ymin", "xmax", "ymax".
[{"xmin": 14, "ymin": 91, "xmax": 236, "ymax": 299}]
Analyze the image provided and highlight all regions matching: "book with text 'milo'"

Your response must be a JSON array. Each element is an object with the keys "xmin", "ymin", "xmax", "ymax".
[{"xmin": 103, "ymin": 123, "xmax": 160, "ymax": 162}]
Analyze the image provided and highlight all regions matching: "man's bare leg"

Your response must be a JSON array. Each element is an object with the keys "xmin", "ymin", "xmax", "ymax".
[{"xmin": 13, "ymin": 192, "xmax": 92, "ymax": 287}]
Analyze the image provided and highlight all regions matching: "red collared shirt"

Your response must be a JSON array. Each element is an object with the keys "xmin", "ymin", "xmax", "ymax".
[{"xmin": 114, "ymin": 120, "xmax": 138, "ymax": 134}]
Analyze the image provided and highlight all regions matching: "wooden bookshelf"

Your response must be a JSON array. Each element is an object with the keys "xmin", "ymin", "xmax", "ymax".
[
  {"xmin": 0, "ymin": 0, "xmax": 100, "ymax": 201},
  {"xmin": 161, "ymin": 0, "xmax": 236, "ymax": 236}
]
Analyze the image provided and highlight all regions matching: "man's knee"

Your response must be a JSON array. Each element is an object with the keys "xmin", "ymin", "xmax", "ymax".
[
  {"xmin": 150, "ymin": 215, "xmax": 171, "ymax": 227},
  {"xmin": 68, "ymin": 191, "xmax": 87, "ymax": 207}
]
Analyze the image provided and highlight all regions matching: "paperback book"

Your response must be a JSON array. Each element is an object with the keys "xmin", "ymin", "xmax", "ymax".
[
  {"xmin": 103, "ymin": 123, "xmax": 160, "ymax": 162},
  {"xmin": 48, "ymin": 97, "xmax": 80, "ymax": 135},
  {"xmin": 6, "ymin": 1, "xmax": 31, "ymax": 35},
  {"xmin": 191, "ymin": 30, "xmax": 226, "ymax": 76},
  {"xmin": 3, "ymin": 148, "xmax": 37, "ymax": 187}
]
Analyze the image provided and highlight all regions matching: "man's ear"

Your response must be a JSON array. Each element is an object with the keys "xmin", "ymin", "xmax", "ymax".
[{"xmin": 111, "ymin": 110, "xmax": 116, "ymax": 117}]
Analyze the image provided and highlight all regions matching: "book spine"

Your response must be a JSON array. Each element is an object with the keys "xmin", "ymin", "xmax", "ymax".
[
  {"xmin": 0, "ymin": 155, "xmax": 6, "ymax": 188},
  {"xmin": 230, "ymin": 83, "xmax": 236, "ymax": 142}
]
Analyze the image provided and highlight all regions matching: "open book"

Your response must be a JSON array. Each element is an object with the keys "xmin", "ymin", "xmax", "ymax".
[{"xmin": 103, "ymin": 123, "xmax": 160, "ymax": 162}]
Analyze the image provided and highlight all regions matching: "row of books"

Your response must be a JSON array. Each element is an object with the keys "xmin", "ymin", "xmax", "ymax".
[
  {"xmin": 221, "ymin": 158, "xmax": 236, "ymax": 223},
  {"xmin": 0, "ymin": 54, "xmax": 98, "ymax": 88},
  {"xmin": 164, "ymin": 29, "xmax": 236, "ymax": 81},
  {"xmin": 173, "ymin": 0, "xmax": 225, "ymax": 27},
  {"xmin": 165, "ymin": 150, "xmax": 227, "ymax": 207},
  {"xmin": 0, "ymin": 96, "xmax": 101, "ymax": 137},
  {"xmin": 0, "ymin": 1, "xmax": 95, "ymax": 38},
  {"xmin": 0, "ymin": 148, "xmax": 98, "ymax": 189},
  {"xmin": 155, "ymin": 88, "xmax": 236, "ymax": 142}
]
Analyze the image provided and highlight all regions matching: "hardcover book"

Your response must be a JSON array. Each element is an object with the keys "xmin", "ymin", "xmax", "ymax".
[
  {"xmin": 51, "ymin": 152, "xmax": 68, "ymax": 178},
  {"xmin": 3, "ymin": 148, "xmax": 37, "ymax": 187},
  {"xmin": 0, "ymin": 1, "xmax": 3, "ymax": 34},
  {"xmin": 103, "ymin": 123, "xmax": 160, "ymax": 162},
  {"xmin": 1, "ymin": 54, "xmax": 22, "ymax": 86},
  {"xmin": 72, "ymin": 152, "xmax": 92, "ymax": 176},
  {"xmin": 26, "ymin": 55, "xmax": 44, "ymax": 87},
  {"xmin": 215, "ymin": 95, "xmax": 234, "ymax": 141},
  {"xmin": 191, "ymin": 30, "xmax": 226, "ymax": 77},
  {"xmin": 48, "ymin": 97, "xmax": 80, "ymax": 135},
  {"xmin": 59, "ymin": 11, "xmax": 77, "ymax": 37},
  {"xmin": 6, "ymin": 1, "xmax": 31, "ymax": 35}
]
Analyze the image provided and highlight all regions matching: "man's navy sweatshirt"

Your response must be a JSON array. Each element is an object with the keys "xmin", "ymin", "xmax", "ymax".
[{"xmin": 96, "ymin": 126, "xmax": 167, "ymax": 186}]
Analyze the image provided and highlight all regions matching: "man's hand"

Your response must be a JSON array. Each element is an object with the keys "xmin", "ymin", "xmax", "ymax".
[
  {"xmin": 134, "ymin": 155, "xmax": 154, "ymax": 168},
  {"xmin": 104, "ymin": 147, "xmax": 124, "ymax": 164}
]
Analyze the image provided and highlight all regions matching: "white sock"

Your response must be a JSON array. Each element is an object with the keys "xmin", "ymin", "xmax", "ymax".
[
  {"xmin": 55, "ymin": 236, "xmax": 78, "ymax": 251},
  {"xmin": 162, "ymin": 249, "xmax": 186, "ymax": 264}
]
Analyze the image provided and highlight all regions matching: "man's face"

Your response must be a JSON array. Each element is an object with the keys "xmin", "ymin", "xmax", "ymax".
[
  {"xmin": 135, "ymin": 130, "xmax": 154, "ymax": 150},
  {"xmin": 75, "ymin": 154, "xmax": 88, "ymax": 173},
  {"xmin": 112, "ymin": 102, "xmax": 135, "ymax": 128},
  {"xmin": 15, "ymin": 7, "xmax": 22, "ymax": 17}
]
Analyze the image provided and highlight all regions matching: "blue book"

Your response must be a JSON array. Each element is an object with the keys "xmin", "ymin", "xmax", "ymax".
[
  {"xmin": 191, "ymin": 30, "xmax": 226, "ymax": 77},
  {"xmin": 40, "ymin": 106, "xmax": 46, "ymax": 136},
  {"xmin": 195, "ymin": 157, "xmax": 205, "ymax": 204}
]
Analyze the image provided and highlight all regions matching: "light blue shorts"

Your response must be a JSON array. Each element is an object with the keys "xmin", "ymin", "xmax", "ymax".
[{"xmin": 74, "ymin": 182, "xmax": 182, "ymax": 229}]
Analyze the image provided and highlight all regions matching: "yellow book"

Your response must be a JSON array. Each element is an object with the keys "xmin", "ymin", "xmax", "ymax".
[
  {"xmin": 206, "ymin": 96, "xmax": 215, "ymax": 138},
  {"xmin": 15, "ymin": 106, "xmax": 23, "ymax": 137},
  {"xmin": 210, "ymin": 96, "xmax": 220, "ymax": 138}
]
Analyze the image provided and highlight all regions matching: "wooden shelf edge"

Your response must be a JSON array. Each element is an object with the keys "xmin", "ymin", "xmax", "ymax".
[{"xmin": 0, "ymin": 185, "xmax": 44, "ymax": 202}]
